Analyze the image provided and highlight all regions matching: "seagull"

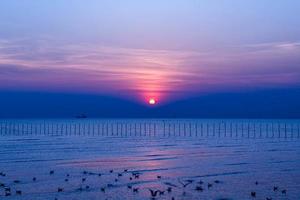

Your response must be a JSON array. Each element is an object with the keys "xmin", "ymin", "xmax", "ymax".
[
  {"xmin": 251, "ymin": 191, "xmax": 256, "ymax": 197},
  {"xmin": 195, "ymin": 186, "xmax": 204, "ymax": 192},
  {"xmin": 178, "ymin": 179, "xmax": 193, "ymax": 188},
  {"xmin": 282, "ymin": 189, "xmax": 287, "ymax": 194},
  {"xmin": 273, "ymin": 186, "xmax": 278, "ymax": 191},
  {"xmin": 57, "ymin": 187, "xmax": 63, "ymax": 192},
  {"xmin": 33, "ymin": 177, "xmax": 37, "ymax": 181},
  {"xmin": 133, "ymin": 188, "xmax": 139, "ymax": 193},
  {"xmin": 167, "ymin": 187, "xmax": 172, "ymax": 193},
  {"xmin": 16, "ymin": 190, "xmax": 22, "ymax": 195},
  {"xmin": 50, "ymin": 170, "xmax": 54, "ymax": 175},
  {"xmin": 207, "ymin": 183, "xmax": 213, "ymax": 189},
  {"xmin": 0, "ymin": 172, "xmax": 6, "ymax": 177},
  {"xmin": 149, "ymin": 189, "xmax": 159, "ymax": 197},
  {"xmin": 197, "ymin": 180, "xmax": 204, "ymax": 185},
  {"xmin": 158, "ymin": 190, "xmax": 165, "ymax": 195}
]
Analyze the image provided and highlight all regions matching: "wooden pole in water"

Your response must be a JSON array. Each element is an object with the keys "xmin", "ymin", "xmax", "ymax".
[
  {"xmin": 206, "ymin": 123, "xmax": 209, "ymax": 137},
  {"xmin": 195, "ymin": 123, "xmax": 198, "ymax": 137},
  {"xmin": 218, "ymin": 122, "xmax": 221, "ymax": 138},
  {"xmin": 241, "ymin": 123, "xmax": 244, "ymax": 138},
  {"xmin": 259, "ymin": 123, "xmax": 262, "ymax": 138},
  {"xmin": 106, "ymin": 123, "xmax": 108, "ymax": 136},
  {"xmin": 235, "ymin": 123, "xmax": 238, "ymax": 138},
  {"xmin": 297, "ymin": 122, "xmax": 300, "ymax": 138},
  {"xmin": 163, "ymin": 121, "xmax": 166, "ymax": 137},
  {"xmin": 230, "ymin": 122, "xmax": 233, "ymax": 137},
  {"xmin": 284, "ymin": 123, "xmax": 287, "ymax": 138},
  {"xmin": 271, "ymin": 122, "xmax": 274, "ymax": 138},
  {"xmin": 266, "ymin": 123, "xmax": 269, "ymax": 138},
  {"xmin": 225, "ymin": 122, "xmax": 227, "ymax": 137}
]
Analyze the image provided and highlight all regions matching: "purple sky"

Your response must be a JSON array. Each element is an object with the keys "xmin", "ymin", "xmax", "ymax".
[{"xmin": 0, "ymin": 0, "xmax": 300, "ymax": 105}]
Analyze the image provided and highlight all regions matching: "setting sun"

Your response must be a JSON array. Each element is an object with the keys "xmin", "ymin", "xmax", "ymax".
[{"xmin": 149, "ymin": 98, "xmax": 156, "ymax": 105}]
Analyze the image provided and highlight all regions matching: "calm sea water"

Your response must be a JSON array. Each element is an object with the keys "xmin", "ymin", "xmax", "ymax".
[{"xmin": 0, "ymin": 119, "xmax": 299, "ymax": 200}]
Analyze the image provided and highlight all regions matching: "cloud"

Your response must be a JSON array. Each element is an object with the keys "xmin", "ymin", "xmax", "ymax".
[{"xmin": 0, "ymin": 38, "xmax": 300, "ymax": 102}]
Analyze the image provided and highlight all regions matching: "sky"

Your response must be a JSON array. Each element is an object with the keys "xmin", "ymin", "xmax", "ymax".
[{"xmin": 0, "ymin": 0, "xmax": 300, "ymax": 118}]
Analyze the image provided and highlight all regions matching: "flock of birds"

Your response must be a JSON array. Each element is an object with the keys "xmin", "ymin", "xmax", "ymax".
[{"xmin": 0, "ymin": 169, "xmax": 289, "ymax": 199}]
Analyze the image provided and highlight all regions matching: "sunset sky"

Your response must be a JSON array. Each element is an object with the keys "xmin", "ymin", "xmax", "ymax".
[{"xmin": 0, "ymin": 0, "xmax": 299, "ymax": 118}]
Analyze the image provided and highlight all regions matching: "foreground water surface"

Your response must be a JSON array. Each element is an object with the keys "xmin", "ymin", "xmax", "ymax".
[{"xmin": 0, "ymin": 119, "xmax": 299, "ymax": 200}]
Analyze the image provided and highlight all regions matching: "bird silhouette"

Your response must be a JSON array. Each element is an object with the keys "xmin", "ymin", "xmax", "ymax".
[
  {"xmin": 57, "ymin": 187, "xmax": 63, "ymax": 192},
  {"xmin": 149, "ymin": 189, "xmax": 159, "ymax": 197},
  {"xmin": 50, "ymin": 170, "xmax": 54, "ymax": 175},
  {"xmin": 251, "ymin": 191, "xmax": 256, "ymax": 197},
  {"xmin": 282, "ymin": 189, "xmax": 287, "ymax": 194},
  {"xmin": 198, "ymin": 180, "xmax": 204, "ymax": 185},
  {"xmin": 14, "ymin": 180, "xmax": 21, "ymax": 184},
  {"xmin": 207, "ymin": 183, "xmax": 213, "ymax": 189},
  {"xmin": 167, "ymin": 187, "xmax": 172, "ymax": 193},
  {"xmin": 273, "ymin": 186, "xmax": 278, "ymax": 191},
  {"xmin": 16, "ymin": 190, "xmax": 22, "ymax": 195},
  {"xmin": 33, "ymin": 177, "xmax": 36, "ymax": 181},
  {"xmin": 158, "ymin": 190, "xmax": 165, "ymax": 195},
  {"xmin": 178, "ymin": 179, "xmax": 193, "ymax": 188},
  {"xmin": 195, "ymin": 186, "xmax": 204, "ymax": 192},
  {"xmin": 133, "ymin": 188, "xmax": 139, "ymax": 193},
  {"xmin": 0, "ymin": 172, "xmax": 6, "ymax": 177}
]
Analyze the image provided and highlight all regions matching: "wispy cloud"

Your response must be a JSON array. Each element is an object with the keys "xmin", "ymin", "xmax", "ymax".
[{"xmin": 0, "ymin": 38, "xmax": 299, "ymax": 102}]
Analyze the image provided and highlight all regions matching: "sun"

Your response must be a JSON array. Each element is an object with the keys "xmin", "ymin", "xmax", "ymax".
[{"xmin": 148, "ymin": 98, "xmax": 156, "ymax": 105}]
